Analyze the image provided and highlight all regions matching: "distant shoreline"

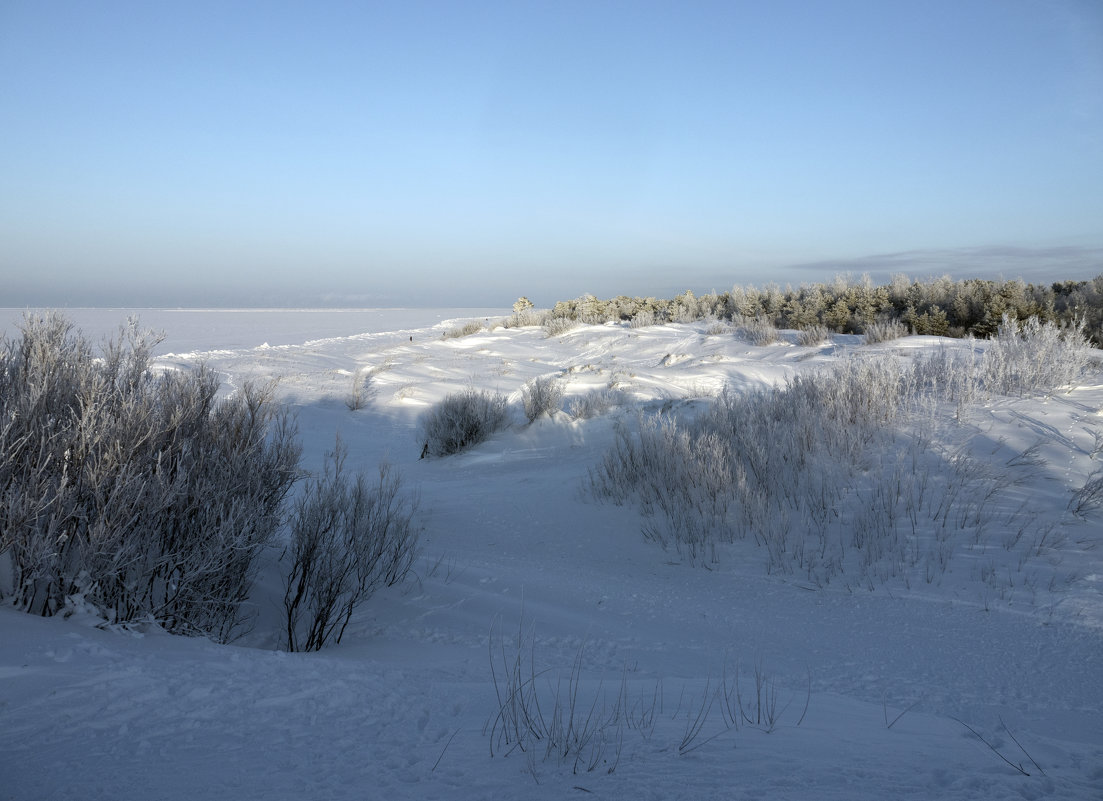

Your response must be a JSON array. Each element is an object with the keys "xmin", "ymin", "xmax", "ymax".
[{"xmin": 0, "ymin": 307, "xmax": 510, "ymax": 354}]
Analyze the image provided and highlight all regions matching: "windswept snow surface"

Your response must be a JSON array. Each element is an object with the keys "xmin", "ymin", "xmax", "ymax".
[{"xmin": 2, "ymin": 311, "xmax": 1102, "ymax": 800}]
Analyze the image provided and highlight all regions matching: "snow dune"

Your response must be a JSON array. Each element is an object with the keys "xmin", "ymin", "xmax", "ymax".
[{"xmin": 2, "ymin": 310, "xmax": 1101, "ymax": 800}]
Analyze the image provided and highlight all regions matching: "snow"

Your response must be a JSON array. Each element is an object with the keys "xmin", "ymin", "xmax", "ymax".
[{"xmin": 2, "ymin": 309, "xmax": 1101, "ymax": 800}]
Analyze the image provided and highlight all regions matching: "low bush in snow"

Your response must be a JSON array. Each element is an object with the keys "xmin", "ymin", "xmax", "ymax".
[
  {"xmin": 590, "ymin": 316, "xmax": 1099, "ymax": 591},
  {"xmin": 863, "ymin": 319, "xmax": 910, "ymax": 344},
  {"xmin": 521, "ymin": 375, "xmax": 564, "ymax": 422},
  {"xmin": 0, "ymin": 312, "xmax": 301, "ymax": 640},
  {"xmin": 544, "ymin": 316, "xmax": 579, "ymax": 338},
  {"xmin": 443, "ymin": 320, "xmax": 485, "ymax": 339},
  {"xmin": 419, "ymin": 389, "xmax": 509, "ymax": 457},
  {"xmin": 345, "ymin": 368, "xmax": 375, "ymax": 410},
  {"xmin": 497, "ymin": 308, "xmax": 551, "ymax": 329},
  {"xmin": 982, "ymin": 314, "xmax": 1091, "ymax": 396},
  {"xmin": 737, "ymin": 315, "xmax": 779, "ymax": 346},
  {"xmin": 283, "ymin": 441, "xmax": 418, "ymax": 652},
  {"xmin": 568, "ymin": 388, "xmax": 628, "ymax": 419},
  {"xmin": 797, "ymin": 324, "xmax": 831, "ymax": 347}
]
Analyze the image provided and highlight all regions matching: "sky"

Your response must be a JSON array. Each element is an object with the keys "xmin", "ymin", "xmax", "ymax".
[{"xmin": 2, "ymin": 0, "xmax": 1101, "ymax": 308}]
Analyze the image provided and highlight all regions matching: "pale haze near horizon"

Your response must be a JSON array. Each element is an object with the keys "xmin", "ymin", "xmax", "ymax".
[{"xmin": 2, "ymin": 0, "xmax": 1101, "ymax": 309}]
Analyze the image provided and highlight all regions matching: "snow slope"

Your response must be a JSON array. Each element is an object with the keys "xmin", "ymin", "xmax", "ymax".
[{"xmin": 2, "ymin": 311, "xmax": 1101, "ymax": 800}]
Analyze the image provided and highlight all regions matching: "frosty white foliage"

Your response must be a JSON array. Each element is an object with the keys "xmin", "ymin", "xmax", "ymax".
[
  {"xmin": 737, "ymin": 315, "xmax": 779, "ymax": 345},
  {"xmin": 591, "ymin": 318, "xmax": 1098, "ymax": 590},
  {"xmin": 283, "ymin": 441, "xmax": 418, "ymax": 652},
  {"xmin": 0, "ymin": 312, "xmax": 301, "ymax": 640},
  {"xmin": 498, "ymin": 308, "xmax": 551, "ymax": 329},
  {"xmin": 521, "ymin": 375, "xmax": 563, "ymax": 422},
  {"xmin": 419, "ymin": 389, "xmax": 509, "ymax": 456},
  {"xmin": 982, "ymin": 314, "xmax": 1090, "ymax": 396},
  {"xmin": 544, "ymin": 316, "xmax": 579, "ymax": 338},
  {"xmin": 797, "ymin": 324, "xmax": 831, "ymax": 346},
  {"xmin": 568, "ymin": 388, "xmax": 628, "ymax": 419},
  {"xmin": 863, "ymin": 319, "xmax": 910, "ymax": 344},
  {"xmin": 443, "ymin": 320, "xmax": 485, "ymax": 339},
  {"xmin": 346, "ymin": 369, "xmax": 375, "ymax": 410}
]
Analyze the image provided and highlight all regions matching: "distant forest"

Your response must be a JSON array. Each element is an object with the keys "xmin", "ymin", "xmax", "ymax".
[{"xmin": 545, "ymin": 274, "xmax": 1103, "ymax": 345}]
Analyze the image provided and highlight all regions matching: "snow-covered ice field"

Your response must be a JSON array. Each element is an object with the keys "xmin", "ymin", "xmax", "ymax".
[{"xmin": 1, "ymin": 308, "xmax": 1101, "ymax": 800}]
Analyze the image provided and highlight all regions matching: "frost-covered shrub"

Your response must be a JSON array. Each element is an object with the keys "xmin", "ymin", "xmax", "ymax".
[
  {"xmin": 521, "ymin": 375, "xmax": 563, "ymax": 422},
  {"xmin": 419, "ymin": 389, "xmax": 509, "ymax": 456},
  {"xmin": 797, "ymin": 324, "xmax": 830, "ymax": 347},
  {"xmin": 630, "ymin": 310, "xmax": 659, "ymax": 329},
  {"xmin": 443, "ymin": 320, "xmax": 484, "ymax": 339},
  {"xmin": 591, "ymin": 416, "xmax": 735, "ymax": 562},
  {"xmin": 0, "ymin": 312, "xmax": 301, "ymax": 640},
  {"xmin": 500, "ymin": 307, "xmax": 550, "ymax": 328},
  {"xmin": 591, "ymin": 355, "xmax": 918, "ymax": 568},
  {"xmin": 738, "ymin": 315, "xmax": 779, "ymax": 346},
  {"xmin": 283, "ymin": 442, "xmax": 418, "ymax": 651},
  {"xmin": 568, "ymin": 388, "xmax": 628, "ymax": 419},
  {"xmin": 910, "ymin": 344, "xmax": 982, "ymax": 411},
  {"xmin": 345, "ymin": 369, "xmax": 374, "ymax": 410},
  {"xmin": 544, "ymin": 316, "xmax": 579, "ymax": 337},
  {"xmin": 590, "ymin": 322, "xmax": 1100, "ymax": 590},
  {"xmin": 982, "ymin": 314, "xmax": 1091, "ymax": 396},
  {"xmin": 863, "ymin": 319, "xmax": 910, "ymax": 344}
]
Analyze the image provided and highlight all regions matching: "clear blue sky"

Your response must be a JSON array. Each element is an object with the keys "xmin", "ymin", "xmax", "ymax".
[{"xmin": 2, "ymin": 0, "xmax": 1101, "ymax": 307}]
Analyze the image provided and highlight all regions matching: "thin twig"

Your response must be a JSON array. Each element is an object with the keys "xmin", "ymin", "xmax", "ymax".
[
  {"xmin": 999, "ymin": 715, "xmax": 1045, "ymax": 777},
  {"xmin": 796, "ymin": 668, "xmax": 812, "ymax": 727},
  {"xmin": 952, "ymin": 716, "xmax": 1030, "ymax": 776},
  {"xmin": 883, "ymin": 697, "xmax": 922, "ymax": 730},
  {"xmin": 431, "ymin": 727, "xmax": 461, "ymax": 772}
]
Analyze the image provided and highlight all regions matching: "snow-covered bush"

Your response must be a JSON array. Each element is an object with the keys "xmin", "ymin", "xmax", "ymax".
[
  {"xmin": 345, "ymin": 369, "xmax": 374, "ymax": 410},
  {"xmin": 543, "ymin": 316, "xmax": 579, "ymax": 338},
  {"xmin": 982, "ymin": 314, "xmax": 1090, "ymax": 396},
  {"xmin": 283, "ymin": 442, "xmax": 418, "ymax": 652},
  {"xmin": 443, "ymin": 320, "xmax": 484, "ymax": 339},
  {"xmin": 0, "ymin": 312, "xmax": 301, "ymax": 640},
  {"xmin": 738, "ymin": 315, "xmax": 779, "ymax": 345},
  {"xmin": 591, "ymin": 416, "xmax": 736, "ymax": 562},
  {"xmin": 419, "ymin": 389, "xmax": 509, "ymax": 456},
  {"xmin": 521, "ymin": 375, "xmax": 563, "ymax": 422},
  {"xmin": 863, "ymin": 319, "xmax": 910, "ymax": 344},
  {"xmin": 568, "ymin": 388, "xmax": 628, "ymax": 419},
  {"xmin": 590, "ymin": 322, "xmax": 1100, "ymax": 588},
  {"xmin": 797, "ymin": 324, "xmax": 830, "ymax": 346},
  {"xmin": 498, "ymin": 306, "xmax": 551, "ymax": 329}
]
